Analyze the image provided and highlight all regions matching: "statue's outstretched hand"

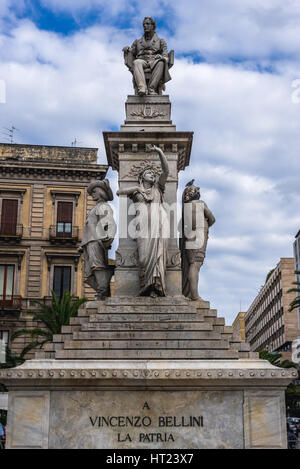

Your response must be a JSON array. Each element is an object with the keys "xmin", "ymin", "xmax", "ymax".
[{"xmin": 149, "ymin": 145, "xmax": 160, "ymax": 152}]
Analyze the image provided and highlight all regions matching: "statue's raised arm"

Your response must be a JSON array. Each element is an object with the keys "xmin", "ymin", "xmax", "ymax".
[
  {"xmin": 149, "ymin": 145, "xmax": 169, "ymax": 188},
  {"xmin": 123, "ymin": 17, "xmax": 174, "ymax": 96}
]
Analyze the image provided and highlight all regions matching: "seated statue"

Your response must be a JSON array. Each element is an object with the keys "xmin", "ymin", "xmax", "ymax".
[
  {"xmin": 123, "ymin": 17, "xmax": 174, "ymax": 96},
  {"xmin": 79, "ymin": 179, "xmax": 116, "ymax": 300},
  {"xmin": 180, "ymin": 181, "xmax": 215, "ymax": 301}
]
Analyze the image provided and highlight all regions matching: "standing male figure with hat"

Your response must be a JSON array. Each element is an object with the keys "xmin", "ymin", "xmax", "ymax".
[{"xmin": 79, "ymin": 179, "xmax": 116, "ymax": 300}]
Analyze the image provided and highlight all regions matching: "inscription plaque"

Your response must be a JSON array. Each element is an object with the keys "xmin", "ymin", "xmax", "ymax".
[{"xmin": 49, "ymin": 390, "xmax": 244, "ymax": 449}]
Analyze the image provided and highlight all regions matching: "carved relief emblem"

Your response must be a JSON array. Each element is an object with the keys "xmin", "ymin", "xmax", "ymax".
[{"xmin": 130, "ymin": 105, "xmax": 167, "ymax": 119}]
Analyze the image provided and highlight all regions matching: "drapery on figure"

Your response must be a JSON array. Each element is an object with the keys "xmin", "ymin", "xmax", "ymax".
[
  {"xmin": 123, "ymin": 17, "xmax": 174, "ymax": 96},
  {"xmin": 79, "ymin": 179, "xmax": 116, "ymax": 300},
  {"xmin": 180, "ymin": 182, "xmax": 215, "ymax": 301},
  {"xmin": 117, "ymin": 146, "xmax": 169, "ymax": 297}
]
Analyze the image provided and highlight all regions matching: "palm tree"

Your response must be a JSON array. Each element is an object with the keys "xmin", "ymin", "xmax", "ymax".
[
  {"xmin": 259, "ymin": 350, "xmax": 298, "ymax": 372},
  {"xmin": 11, "ymin": 291, "xmax": 87, "ymax": 358}
]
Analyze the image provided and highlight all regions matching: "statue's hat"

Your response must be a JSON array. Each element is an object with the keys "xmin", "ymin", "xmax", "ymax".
[{"xmin": 87, "ymin": 179, "xmax": 113, "ymax": 201}]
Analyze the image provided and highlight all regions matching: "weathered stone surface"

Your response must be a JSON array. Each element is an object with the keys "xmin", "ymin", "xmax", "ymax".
[
  {"xmin": 6, "ymin": 391, "xmax": 50, "ymax": 449},
  {"xmin": 81, "ymin": 321, "xmax": 212, "ymax": 331},
  {"xmin": 3, "ymin": 359, "xmax": 294, "ymax": 449},
  {"xmin": 63, "ymin": 339, "xmax": 230, "ymax": 350},
  {"xmin": 55, "ymin": 349, "xmax": 240, "ymax": 360},
  {"xmin": 48, "ymin": 390, "xmax": 244, "ymax": 449},
  {"xmin": 244, "ymin": 390, "xmax": 287, "ymax": 449},
  {"xmin": 73, "ymin": 331, "xmax": 221, "ymax": 340}
]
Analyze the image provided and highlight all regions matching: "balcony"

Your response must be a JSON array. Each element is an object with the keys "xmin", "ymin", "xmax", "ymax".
[
  {"xmin": 0, "ymin": 295, "xmax": 22, "ymax": 311},
  {"xmin": 49, "ymin": 224, "xmax": 79, "ymax": 244},
  {"xmin": 0, "ymin": 224, "xmax": 23, "ymax": 242}
]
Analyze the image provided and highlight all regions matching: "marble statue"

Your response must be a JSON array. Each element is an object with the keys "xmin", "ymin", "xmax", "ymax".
[
  {"xmin": 180, "ymin": 181, "xmax": 215, "ymax": 300},
  {"xmin": 123, "ymin": 17, "xmax": 174, "ymax": 96},
  {"xmin": 117, "ymin": 145, "xmax": 169, "ymax": 297},
  {"xmin": 79, "ymin": 179, "xmax": 116, "ymax": 300}
]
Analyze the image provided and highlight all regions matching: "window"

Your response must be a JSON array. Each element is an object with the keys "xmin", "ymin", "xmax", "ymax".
[
  {"xmin": 57, "ymin": 202, "xmax": 73, "ymax": 236},
  {"xmin": 53, "ymin": 266, "xmax": 71, "ymax": 299},
  {"xmin": 0, "ymin": 331, "xmax": 9, "ymax": 346},
  {"xmin": 0, "ymin": 264, "xmax": 15, "ymax": 304},
  {"xmin": 0, "ymin": 199, "xmax": 18, "ymax": 235}
]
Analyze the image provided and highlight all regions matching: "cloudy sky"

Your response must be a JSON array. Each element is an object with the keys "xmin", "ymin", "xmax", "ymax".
[{"xmin": 1, "ymin": 0, "xmax": 300, "ymax": 324}]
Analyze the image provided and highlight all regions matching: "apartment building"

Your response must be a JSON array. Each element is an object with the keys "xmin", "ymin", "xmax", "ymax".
[
  {"xmin": 293, "ymin": 229, "xmax": 300, "ymax": 329},
  {"xmin": 0, "ymin": 142, "xmax": 108, "ymax": 357},
  {"xmin": 245, "ymin": 258, "xmax": 298, "ymax": 361}
]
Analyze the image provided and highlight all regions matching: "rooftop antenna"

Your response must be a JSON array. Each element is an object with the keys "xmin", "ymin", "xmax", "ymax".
[
  {"xmin": 71, "ymin": 138, "xmax": 83, "ymax": 147},
  {"xmin": 2, "ymin": 125, "xmax": 20, "ymax": 144}
]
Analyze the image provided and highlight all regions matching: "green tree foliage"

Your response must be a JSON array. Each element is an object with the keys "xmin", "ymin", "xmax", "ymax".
[
  {"xmin": 265, "ymin": 269, "xmax": 275, "ymax": 284},
  {"xmin": 11, "ymin": 291, "xmax": 87, "ymax": 358}
]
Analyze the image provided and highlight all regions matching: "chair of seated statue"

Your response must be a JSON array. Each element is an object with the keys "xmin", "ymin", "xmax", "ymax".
[{"xmin": 123, "ymin": 49, "xmax": 174, "ymax": 95}]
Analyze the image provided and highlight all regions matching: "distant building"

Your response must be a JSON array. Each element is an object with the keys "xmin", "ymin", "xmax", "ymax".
[
  {"xmin": 0, "ymin": 143, "xmax": 108, "ymax": 358},
  {"xmin": 293, "ymin": 229, "xmax": 300, "ymax": 328},
  {"xmin": 232, "ymin": 312, "xmax": 246, "ymax": 342},
  {"xmin": 245, "ymin": 258, "xmax": 299, "ymax": 361}
]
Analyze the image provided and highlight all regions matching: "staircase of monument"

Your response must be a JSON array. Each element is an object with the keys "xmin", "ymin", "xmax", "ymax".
[{"xmin": 36, "ymin": 297, "xmax": 255, "ymax": 360}]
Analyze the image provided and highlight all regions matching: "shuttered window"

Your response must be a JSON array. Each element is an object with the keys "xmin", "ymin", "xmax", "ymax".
[
  {"xmin": 0, "ymin": 265, "xmax": 15, "ymax": 301},
  {"xmin": 0, "ymin": 199, "xmax": 18, "ymax": 235},
  {"xmin": 53, "ymin": 266, "xmax": 71, "ymax": 299},
  {"xmin": 57, "ymin": 202, "xmax": 73, "ymax": 236}
]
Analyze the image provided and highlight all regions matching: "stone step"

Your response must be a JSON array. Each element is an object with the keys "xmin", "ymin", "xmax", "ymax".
[
  {"xmin": 198, "ymin": 310, "xmax": 218, "ymax": 318},
  {"xmin": 63, "ymin": 339, "xmax": 230, "ymax": 350},
  {"xmin": 78, "ymin": 308, "xmax": 98, "ymax": 317},
  {"xmin": 89, "ymin": 313, "xmax": 204, "ymax": 322},
  {"xmin": 205, "ymin": 317, "xmax": 225, "ymax": 326},
  {"xmin": 81, "ymin": 321, "xmax": 212, "ymax": 331},
  {"xmin": 72, "ymin": 330, "xmax": 222, "ymax": 340},
  {"xmin": 102, "ymin": 297, "xmax": 201, "ymax": 306},
  {"xmin": 91, "ymin": 305, "xmax": 199, "ymax": 314},
  {"xmin": 55, "ymin": 349, "xmax": 240, "ymax": 360},
  {"xmin": 69, "ymin": 317, "xmax": 89, "ymax": 325}
]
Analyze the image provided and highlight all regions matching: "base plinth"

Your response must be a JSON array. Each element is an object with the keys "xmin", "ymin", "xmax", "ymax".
[{"xmin": 1, "ymin": 359, "xmax": 296, "ymax": 449}]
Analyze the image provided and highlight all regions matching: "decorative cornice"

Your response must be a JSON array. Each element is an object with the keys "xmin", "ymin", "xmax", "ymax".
[
  {"xmin": 0, "ymin": 367, "xmax": 296, "ymax": 382},
  {"xmin": 50, "ymin": 190, "xmax": 81, "ymax": 206},
  {"xmin": 0, "ymin": 164, "xmax": 108, "ymax": 182}
]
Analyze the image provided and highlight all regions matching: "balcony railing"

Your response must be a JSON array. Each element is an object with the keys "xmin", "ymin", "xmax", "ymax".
[
  {"xmin": 0, "ymin": 224, "xmax": 23, "ymax": 240},
  {"xmin": 49, "ymin": 224, "xmax": 79, "ymax": 243},
  {"xmin": 0, "ymin": 295, "xmax": 22, "ymax": 310}
]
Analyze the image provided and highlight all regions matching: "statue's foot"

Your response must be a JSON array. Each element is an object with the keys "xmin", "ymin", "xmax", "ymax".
[
  {"xmin": 150, "ymin": 291, "xmax": 158, "ymax": 298},
  {"xmin": 148, "ymin": 88, "xmax": 157, "ymax": 95},
  {"xmin": 137, "ymin": 87, "xmax": 147, "ymax": 96}
]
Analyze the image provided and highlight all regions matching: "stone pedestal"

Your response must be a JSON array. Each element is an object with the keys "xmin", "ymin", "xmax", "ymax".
[{"xmin": 1, "ymin": 359, "xmax": 295, "ymax": 449}]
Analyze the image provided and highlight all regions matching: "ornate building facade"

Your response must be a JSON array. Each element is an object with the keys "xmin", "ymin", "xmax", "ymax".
[{"xmin": 0, "ymin": 143, "xmax": 108, "ymax": 357}]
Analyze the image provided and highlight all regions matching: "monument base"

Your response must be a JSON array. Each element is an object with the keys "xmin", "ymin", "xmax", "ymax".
[{"xmin": 1, "ymin": 359, "xmax": 295, "ymax": 449}]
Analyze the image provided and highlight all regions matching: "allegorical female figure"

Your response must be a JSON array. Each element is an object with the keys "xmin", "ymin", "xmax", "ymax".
[
  {"xmin": 117, "ymin": 146, "xmax": 169, "ymax": 297},
  {"xmin": 180, "ymin": 181, "xmax": 215, "ymax": 300},
  {"xmin": 79, "ymin": 179, "xmax": 116, "ymax": 300}
]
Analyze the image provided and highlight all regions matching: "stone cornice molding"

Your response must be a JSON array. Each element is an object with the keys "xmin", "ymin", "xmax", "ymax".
[{"xmin": 0, "ymin": 360, "xmax": 296, "ymax": 390}]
